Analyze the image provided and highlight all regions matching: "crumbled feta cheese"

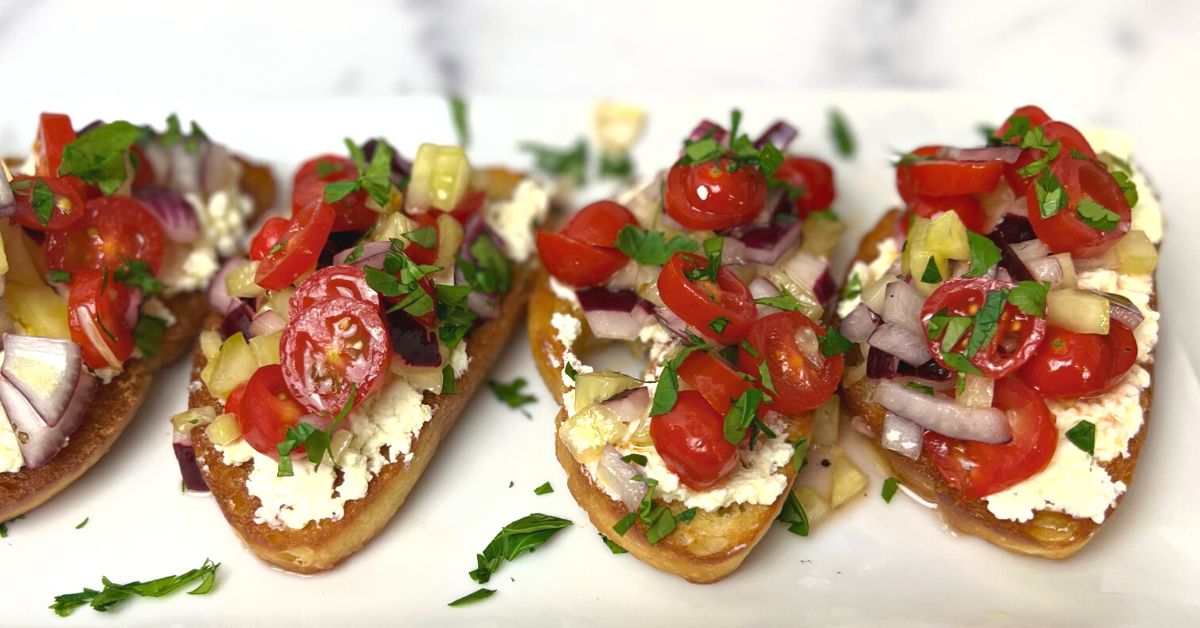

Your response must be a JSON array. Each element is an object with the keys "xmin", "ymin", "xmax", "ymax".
[
  {"xmin": 548, "ymin": 276, "xmax": 580, "ymax": 305},
  {"xmin": 450, "ymin": 341, "xmax": 470, "ymax": 378},
  {"xmin": 484, "ymin": 178, "xmax": 550, "ymax": 263},
  {"xmin": 551, "ymin": 312, "xmax": 591, "ymax": 387}
]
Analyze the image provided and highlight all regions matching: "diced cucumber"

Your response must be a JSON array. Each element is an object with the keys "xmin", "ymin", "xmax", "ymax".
[
  {"xmin": 574, "ymin": 371, "xmax": 640, "ymax": 410},
  {"xmin": 405, "ymin": 143, "xmax": 471, "ymax": 212},
  {"xmin": 1047, "ymin": 289, "xmax": 1110, "ymax": 334}
]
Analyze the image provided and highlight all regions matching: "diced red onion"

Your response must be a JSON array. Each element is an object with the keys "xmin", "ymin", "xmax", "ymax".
[
  {"xmin": 601, "ymin": 386, "xmax": 650, "ymax": 423},
  {"xmin": 851, "ymin": 414, "xmax": 875, "ymax": 438},
  {"xmin": 940, "ymin": 146, "xmax": 1022, "ymax": 164},
  {"xmin": 208, "ymin": 257, "xmax": 242, "ymax": 314},
  {"xmin": 839, "ymin": 303, "xmax": 880, "ymax": 343},
  {"xmin": 782, "ymin": 250, "xmax": 833, "ymax": 304},
  {"xmin": 1011, "ymin": 239, "xmax": 1050, "ymax": 262},
  {"xmin": 248, "ymin": 309, "xmax": 286, "ymax": 337},
  {"xmin": 0, "ymin": 366, "xmax": 95, "ymax": 470},
  {"xmin": 721, "ymin": 237, "xmax": 748, "ymax": 266},
  {"xmin": 73, "ymin": 305, "xmax": 122, "ymax": 369},
  {"xmin": 750, "ymin": 277, "xmax": 781, "ymax": 317},
  {"xmin": 1026, "ymin": 256, "xmax": 1063, "ymax": 285},
  {"xmin": 874, "ymin": 380, "xmax": 1010, "ymax": 444},
  {"xmin": 596, "ymin": 445, "xmax": 647, "ymax": 512},
  {"xmin": 989, "ymin": 214, "xmax": 1036, "ymax": 244},
  {"xmin": 0, "ymin": 175, "xmax": 14, "ymax": 217},
  {"xmin": 1, "ymin": 334, "xmax": 82, "ymax": 426},
  {"xmin": 866, "ymin": 346, "xmax": 898, "ymax": 379},
  {"xmin": 165, "ymin": 142, "xmax": 207, "ymax": 195},
  {"xmin": 687, "ymin": 120, "xmax": 727, "ymax": 144},
  {"xmin": 201, "ymin": 143, "xmax": 240, "ymax": 197},
  {"xmin": 868, "ymin": 322, "xmax": 932, "ymax": 366},
  {"xmin": 577, "ymin": 288, "xmax": 653, "ymax": 341},
  {"xmin": 881, "ymin": 412, "xmax": 924, "ymax": 460},
  {"xmin": 896, "ymin": 359, "xmax": 952, "ymax": 382},
  {"xmin": 738, "ymin": 221, "xmax": 803, "ymax": 265},
  {"xmin": 387, "ymin": 309, "xmax": 441, "ymax": 368},
  {"xmin": 754, "ymin": 120, "xmax": 798, "ymax": 152},
  {"xmin": 1095, "ymin": 291, "xmax": 1145, "ymax": 329},
  {"xmin": 333, "ymin": 241, "xmax": 391, "ymax": 268},
  {"xmin": 220, "ymin": 300, "xmax": 256, "ymax": 340},
  {"xmin": 654, "ymin": 306, "xmax": 702, "ymax": 344},
  {"xmin": 881, "ymin": 280, "xmax": 924, "ymax": 331},
  {"xmin": 174, "ymin": 443, "xmax": 209, "ymax": 492}
]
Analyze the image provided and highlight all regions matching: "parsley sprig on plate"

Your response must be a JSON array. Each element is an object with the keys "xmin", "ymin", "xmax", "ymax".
[{"xmin": 50, "ymin": 559, "xmax": 220, "ymax": 617}]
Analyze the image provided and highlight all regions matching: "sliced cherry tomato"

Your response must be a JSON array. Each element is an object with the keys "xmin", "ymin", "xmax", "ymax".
[
  {"xmin": 1025, "ymin": 156, "xmax": 1131, "ymax": 257},
  {"xmin": 678, "ymin": 351, "xmax": 750, "ymax": 415},
  {"xmin": 896, "ymin": 146, "xmax": 944, "ymax": 204},
  {"xmin": 664, "ymin": 157, "xmax": 767, "ymax": 230},
  {"xmin": 44, "ymin": 197, "xmax": 166, "ymax": 274},
  {"xmin": 289, "ymin": 265, "xmax": 379, "ymax": 312},
  {"xmin": 657, "ymin": 253, "xmax": 756, "ymax": 345},
  {"xmin": 292, "ymin": 154, "xmax": 377, "ymax": 232},
  {"xmin": 921, "ymin": 278, "xmax": 1046, "ymax": 378},
  {"xmin": 1017, "ymin": 321, "xmax": 1137, "ymax": 399},
  {"xmin": 236, "ymin": 364, "xmax": 308, "ymax": 457},
  {"xmin": 773, "ymin": 157, "xmax": 835, "ymax": 216},
  {"xmin": 67, "ymin": 271, "xmax": 134, "ymax": 370},
  {"xmin": 925, "ymin": 378, "xmax": 1057, "ymax": 499},
  {"xmin": 535, "ymin": 231, "xmax": 628, "ymax": 287},
  {"xmin": 36, "ymin": 113, "xmax": 76, "ymax": 177},
  {"xmin": 1041, "ymin": 121, "xmax": 1096, "ymax": 160},
  {"xmin": 8, "ymin": 176, "xmax": 87, "ymax": 231},
  {"xmin": 224, "ymin": 382, "xmax": 249, "ymax": 417},
  {"xmin": 560, "ymin": 201, "xmax": 638, "ymax": 248},
  {"xmin": 249, "ymin": 216, "xmax": 291, "ymax": 261},
  {"xmin": 995, "ymin": 105, "xmax": 1051, "ymax": 143},
  {"xmin": 280, "ymin": 296, "xmax": 391, "ymax": 416},
  {"xmin": 255, "ymin": 200, "xmax": 336, "ymax": 291},
  {"xmin": 1002, "ymin": 148, "xmax": 1041, "ymax": 197},
  {"xmin": 909, "ymin": 194, "xmax": 986, "ymax": 233},
  {"xmin": 404, "ymin": 211, "xmax": 440, "ymax": 266},
  {"xmin": 448, "ymin": 189, "xmax": 486, "ymax": 224},
  {"xmin": 650, "ymin": 390, "xmax": 739, "ymax": 490},
  {"xmin": 897, "ymin": 157, "xmax": 1004, "ymax": 200},
  {"xmin": 737, "ymin": 311, "xmax": 843, "ymax": 415},
  {"xmin": 293, "ymin": 154, "xmax": 357, "ymax": 189}
]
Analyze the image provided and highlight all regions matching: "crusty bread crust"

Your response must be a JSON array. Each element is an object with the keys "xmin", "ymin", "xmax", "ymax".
[
  {"xmin": 838, "ymin": 210, "xmax": 1155, "ymax": 559},
  {"xmin": 0, "ymin": 158, "xmax": 275, "ymax": 522},
  {"xmin": 528, "ymin": 267, "xmax": 809, "ymax": 583},
  {"xmin": 190, "ymin": 267, "xmax": 531, "ymax": 574}
]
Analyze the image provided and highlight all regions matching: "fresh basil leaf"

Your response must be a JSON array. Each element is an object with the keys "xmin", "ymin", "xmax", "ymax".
[
  {"xmin": 757, "ymin": 361, "xmax": 776, "ymax": 396},
  {"xmin": 777, "ymin": 491, "xmax": 809, "ymax": 537},
  {"xmin": 941, "ymin": 352, "xmax": 983, "ymax": 376},
  {"xmin": 0, "ymin": 514, "xmax": 25, "ymax": 538},
  {"xmin": 614, "ymin": 224, "xmax": 697, "ymax": 266},
  {"xmin": 683, "ymin": 137, "xmax": 722, "ymax": 164},
  {"xmin": 442, "ymin": 364, "xmax": 457, "ymax": 395},
  {"xmin": 621, "ymin": 453, "xmax": 648, "ymax": 466},
  {"xmin": 133, "ymin": 316, "xmax": 168, "ymax": 359},
  {"xmin": 50, "ymin": 559, "xmax": 220, "ymax": 617},
  {"xmin": 448, "ymin": 588, "xmax": 495, "ymax": 608},
  {"xmin": 1007, "ymin": 280, "xmax": 1050, "ymax": 316},
  {"xmin": 1066, "ymin": 420, "xmax": 1096, "ymax": 456},
  {"xmin": 48, "ymin": 269, "xmax": 71, "ymax": 283},
  {"xmin": 643, "ymin": 506, "xmax": 677, "ymax": 544},
  {"xmin": 1076, "ymin": 198, "xmax": 1120, "ymax": 232},
  {"xmin": 323, "ymin": 180, "xmax": 359, "ymax": 203},
  {"xmin": 114, "ymin": 259, "xmax": 166, "ymax": 296},
  {"xmin": 965, "ymin": 232, "xmax": 1002, "ymax": 278},
  {"xmin": 533, "ymin": 482, "xmax": 554, "ymax": 495},
  {"xmin": 489, "ymin": 378, "xmax": 537, "ymax": 416},
  {"xmin": 613, "ymin": 512, "xmax": 638, "ymax": 536},
  {"xmin": 402, "ymin": 225, "xmax": 438, "ymax": 249},
  {"xmin": 600, "ymin": 534, "xmax": 628, "ymax": 554},
  {"xmin": 599, "ymin": 152, "xmax": 634, "ymax": 179},
  {"xmin": 436, "ymin": 283, "xmax": 477, "ymax": 349},
  {"xmin": 31, "ymin": 178, "xmax": 55, "ymax": 225},
  {"xmin": 819, "ymin": 328, "xmax": 855, "ymax": 357},
  {"xmin": 841, "ymin": 272, "xmax": 863, "ymax": 301},
  {"xmin": 791, "ymin": 437, "xmax": 809, "ymax": 473},
  {"xmin": 678, "ymin": 508, "xmax": 698, "ymax": 523},
  {"xmin": 58, "ymin": 121, "xmax": 145, "ymax": 195},
  {"xmin": 708, "ymin": 317, "xmax": 729, "ymax": 334},
  {"xmin": 964, "ymin": 290, "xmax": 1007, "ymax": 358},
  {"xmin": 940, "ymin": 315, "xmax": 973, "ymax": 353},
  {"xmin": 360, "ymin": 139, "xmax": 393, "ymax": 206},
  {"xmin": 520, "ymin": 138, "xmax": 588, "ymax": 185},
  {"xmin": 905, "ymin": 381, "xmax": 935, "ymax": 396},
  {"xmin": 468, "ymin": 513, "xmax": 572, "ymax": 584},
  {"xmin": 723, "ymin": 388, "xmax": 765, "ymax": 445},
  {"xmin": 881, "ymin": 477, "xmax": 900, "ymax": 503},
  {"xmin": 1035, "ymin": 170, "xmax": 1068, "ymax": 219},
  {"xmin": 920, "ymin": 258, "xmax": 943, "ymax": 283}
]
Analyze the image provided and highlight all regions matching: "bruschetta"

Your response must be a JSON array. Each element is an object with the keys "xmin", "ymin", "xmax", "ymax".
[
  {"xmin": 175, "ymin": 139, "xmax": 551, "ymax": 573},
  {"xmin": 835, "ymin": 105, "xmax": 1161, "ymax": 558},
  {"xmin": 528, "ymin": 113, "xmax": 849, "ymax": 582},
  {"xmin": 0, "ymin": 112, "xmax": 274, "ymax": 521}
]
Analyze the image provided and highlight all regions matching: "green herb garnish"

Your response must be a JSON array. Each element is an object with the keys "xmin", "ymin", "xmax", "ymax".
[
  {"xmin": 614, "ymin": 224, "xmax": 697, "ymax": 266},
  {"xmin": 114, "ymin": 259, "xmax": 166, "ymax": 296},
  {"xmin": 723, "ymin": 388, "xmax": 765, "ymax": 445},
  {"xmin": 533, "ymin": 482, "xmax": 554, "ymax": 496},
  {"xmin": 1076, "ymin": 198, "xmax": 1120, "ymax": 232},
  {"xmin": 1007, "ymin": 281, "xmax": 1050, "ymax": 316},
  {"xmin": 50, "ymin": 559, "xmax": 219, "ymax": 617},
  {"xmin": 448, "ymin": 587, "xmax": 495, "ymax": 607},
  {"xmin": 58, "ymin": 121, "xmax": 144, "ymax": 195},
  {"xmin": 489, "ymin": 378, "xmax": 537, "ymax": 416},
  {"xmin": 276, "ymin": 384, "xmax": 357, "ymax": 477},
  {"xmin": 777, "ymin": 491, "xmax": 809, "ymax": 536},
  {"xmin": 965, "ymin": 231, "xmax": 1002, "ymax": 278},
  {"xmin": 520, "ymin": 138, "xmax": 588, "ymax": 185},
  {"xmin": 448, "ymin": 96, "xmax": 470, "ymax": 147},
  {"xmin": 881, "ymin": 477, "xmax": 900, "ymax": 503},
  {"xmin": 828, "ymin": 108, "xmax": 856, "ymax": 158},
  {"xmin": 1066, "ymin": 420, "xmax": 1096, "ymax": 456},
  {"xmin": 133, "ymin": 316, "xmax": 168, "ymax": 359},
  {"xmin": 600, "ymin": 534, "xmax": 628, "ymax": 554},
  {"xmin": 819, "ymin": 329, "xmax": 855, "ymax": 357},
  {"xmin": 468, "ymin": 514, "xmax": 572, "ymax": 584}
]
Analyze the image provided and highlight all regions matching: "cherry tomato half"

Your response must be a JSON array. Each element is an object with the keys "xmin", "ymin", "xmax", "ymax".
[
  {"xmin": 657, "ymin": 252, "xmax": 757, "ymax": 345},
  {"xmin": 665, "ymin": 157, "xmax": 767, "ymax": 230},
  {"xmin": 897, "ymin": 157, "xmax": 1004, "ymax": 200},
  {"xmin": 925, "ymin": 377, "xmax": 1057, "ymax": 499},
  {"xmin": 995, "ymin": 105, "xmax": 1051, "ymax": 143},
  {"xmin": 1017, "ymin": 321, "xmax": 1137, "ymax": 399},
  {"xmin": 650, "ymin": 390, "xmax": 739, "ymax": 490},
  {"xmin": 921, "ymin": 278, "xmax": 1046, "ymax": 378},
  {"xmin": 280, "ymin": 296, "xmax": 391, "ymax": 416},
  {"xmin": 255, "ymin": 200, "xmax": 336, "ymax": 291},
  {"xmin": 560, "ymin": 201, "xmax": 638, "ymax": 248},
  {"xmin": 1025, "ymin": 156, "xmax": 1131, "ymax": 257},
  {"xmin": 37, "ymin": 113, "xmax": 76, "ymax": 178},
  {"xmin": 404, "ymin": 211, "xmax": 440, "ymax": 266},
  {"xmin": 249, "ymin": 216, "xmax": 291, "ymax": 261},
  {"xmin": 909, "ymin": 194, "xmax": 986, "ymax": 233},
  {"xmin": 44, "ymin": 196, "xmax": 166, "ymax": 274},
  {"xmin": 678, "ymin": 351, "xmax": 750, "ymax": 416},
  {"xmin": 737, "ymin": 311, "xmax": 844, "ymax": 415},
  {"xmin": 67, "ymin": 271, "xmax": 134, "ymax": 370},
  {"xmin": 292, "ymin": 154, "xmax": 377, "ymax": 232},
  {"xmin": 8, "ymin": 176, "xmax": 87, "ymax": 231},
  {"xmin": 773, "ymin": 157, "xmax": 836, "ymax": 216},
  {"xmin": 289, "ymin": 265, "xmax": 380, "ymax": 312},
  {"xmin": 536, "ymin": 231, "xmax": 628, "ymax": 287},
  {"xmin": 236, "ymin": 364, "xmax": 308, "ymax": 457}
]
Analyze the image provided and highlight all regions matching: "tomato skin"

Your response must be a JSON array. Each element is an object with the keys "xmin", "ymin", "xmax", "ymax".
[
  {"xmin": 236, "ymin": 365, "xmax": 308, "ymax": 457},
  {"xmin": 1041, "ymin": 121, "xmax": 1096, "ymax": 160},
  {"xmin": 773, "ymin": 157, "xmax": 835, "ymax": 216},
  {"xmin": 67, "ymin": 271, "xmax": 135, "ymax": 370},
  {"xmin": 909, "ymin": 194, "xmax": 986, "ymax": 233},
  {"xmin": 9, "ymin": 176, "xmax": 87, "ymax": 231},
  {"xmin": 678, "ymin": 351, "xmax": 750, "ymax": 416},
  {"xmin": 925, "ymin": 378, "xmax": 1057, "ymax": 499},
  {"xmin": 292, "ymin": 154, "xmax": 377, "ymax": 232},
  {"xmin": 292, "ymin": 154, "xmax": 356, "ymax": 189},
  {"xmin": 280, "ymin": 296, "xmax": 391, "ymax": 416},
  {"xmin": 249, "ymin": 217, "xmax": 291, "ymax": 261},
  {"xmin": 921, "ymin": 278, "xmax": 1046, "ymax": 378},
  {"xmin": 650, "ymin": 390, "xmax": 740, "ymax": 490},
  {"xmin": 657, "ymin": 253, "xmax": 757, "ymax": 345},
  {"xmin": 37, "ymin": 113, "xmax": 76, "ymax": 177},
  {"xmin": 664, "ymin": 157, "xmax": 767, "ymax": 230},
  {"xmin": 1017, "ymin": 321, "xmax": 1137, "ymax": 399},
  {"xmin": 897, "ymin": 158, "xmax": 1004, "ymax": 200},
  {"xmin": 255, "ymin": 200, "xmax": 336, "ymax": 291},
  {"xmin": 44, "ymin": 196, "xmax": 166, "ymax": 274},
  {"xmin": 536, "ymin": 231, "xmax": 628, "ymax": 287},
  {"xmin": 560, "ymin": 201, "xmax": 638, "ymax": 248},
  {"xmin": 289, "ymin": 265, "xmax": 379, "ymax": 312},
  {"xmin": 737, "ymin": 311, "xmax": 843, "ymax": 414},
  {"xmin": 1025, "ymin": 156, "xmax": 1131, "ymax": 257},
  {"xmin": 404, "ymin": 211, "xmax": 440, "ymax": 266},
  {"xmin": 996, "ymin": 105, "xmax": 1051, "ymax": 142},
  {"xmin": 895, "ymin": 146, "xmax": 944, "ymax": 204}
]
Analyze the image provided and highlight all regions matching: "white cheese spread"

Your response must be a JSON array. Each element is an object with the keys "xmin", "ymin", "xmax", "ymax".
[{"xmin": 484, "ymin": 178, "xmax": 550, "ymax": 263}]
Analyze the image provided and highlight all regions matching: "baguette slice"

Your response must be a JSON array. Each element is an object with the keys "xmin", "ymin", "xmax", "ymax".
[
  {"xmin": 838, "ymin": 209, "xmax": 1155, "ymax": 559},
  {"xmin": 528, "ymin": 267, "xmax": 809, "ymax": 583},
  {"xmin": 0, "ymin": 158, "xmax": 276, "ymax": 522},
  {"xmin": 189, "ymin": 267, "xmax": 531, "ymax": 574}
]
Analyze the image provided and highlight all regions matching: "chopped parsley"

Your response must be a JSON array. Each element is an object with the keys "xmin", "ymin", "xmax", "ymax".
[
  {"xmin": 941, "ymin": 352, "xmax": 983, "ymax": 376},
  {"xmin": 533, "ymin": 482, "xmax": 554, "ymax": 496},
  {"xmin": 1076, "ymin": 198, "xmax": 1121, "ymax": 232},
  {"xmin": 881, "ymin": 477, "xmax": 900, "ymax": 503},
  {"xmin": 75, "ymin": 517, "xmax": 89, "ymax": 530},
  {"xmin": 598, "ymin": 152, "xmax": 634, "ymax": 179},
  {"xmin": 0, "ymin": 514, "xmax": 25, "ymax": 538},
  {"xmin": 757, "ymin": 361, "xmax": 776, "ymax": 396},
  {"xmin": 58, "ymin": 121, "xmax": 145, "ymax": 195},
  {"xmin": 563, "ymin": 362, "xmax": 578, "ymax": 382},
  {"xmin": 755, "ymin": 287, "xmax": 803, "ymax": 312},
  {"xmin": 828, "ymin": 108, "xmax": 856, "ymax": 158},
  {"xmin": 964, "ymin": 290, "xmax": 1007, "ymax": 358},
  {"xmin": 276, "ymin": 385, "xmax": 357, "ymax": 477},
  {"xmin": 649, "ymin": 340, "xmax": 709, "ymax": 416},
  {"xmin": 683, "ymin": 236, "xmax": 724, "ymax": 282},
  {"xmin": 459, "ymin": 236, "xmax": 513, "ymax": 295},
  {"xmin": 448, "ymin": 96, "xmax": 470, "ymax": 147},
  {"xmin": 363, "ymin": 240, "xmax": 440, "ymax": 318},
  {"xmin": 1066, "ymin": 420, "xmax": 1096, "ymax": 456},
  {"xmin": 31, "ymin": 178, "xmax": 55, "ymax": 225},
  {"xmin": 520, "ymin": 138, "xmax": 588, "ymax": 185},
  {"xmin": 50, "ymin": 558, "xmax": 219, "ymax": 617},
  {"xmin": 905, "ymin": 381, "xmax": 935, "ymax": 396},
  {"xmin": 442, "ymin": 364, "xmax": 458, "ymax": 394},
  {"xmin": 1007, "ymin": 281, "xmax": 1050, "ymax": 316},
  {"xmin": 723, "ymin": 388, "xmax": 765, "ymax": 445},
  {"xmin": 938, "ymin": 315, "xmax": 972, "ymax": 353},
  {"xmin": 777, "ymin": 491, "xmax": 810, "ymax": 537},
  {"xmin": 965, "ymin": 232, "xmax": 1002, "ymax": 278},
  {"xmin": 435, "ymin": 283, "xmax": 478, "ymax": 349},
  {"xmin": 614, "ymin": 225, "xmax": 697, "ymax": 266},
  {"xmin": 600, "ymin": 534, "xmax": 628, "ymax": 554},
  {"xmin": 819, "ymin": 328, "xmax": 855, "ymax": 357},
  {"xmin": 401, "ymin": 225, "xmax": 438, "ymax": 249},
  {"xmin": 468, "ymin": 513, "xmax": 572, "ymax": 584},
  {"xmin": 1034, "ymin": 170, "xmax": 1068, "ymax": 219},
  {"xmin": 708, "ymin": 317, "xmax": 729, "ymax": 334},
  {"xmin": 114, "ymin": 259, "xmax": 166, "ymax": 296},
  {"xmin": 489, "ymin": 378, "xmax": 537, "ymax": 416},
  {"xmin": 841, "ymin": 272, "xmax": 863, "ymax": 302},
  {"xmin": 919, "ymin": 258, "xmax": 943, "ymax": 283},
  {"xmin": 133, "ymin": 316, "xmax": 168, "ymax": 359},
  {"xmin": 621, "ymin": 453, "xmax": 648, "ymax": 466},
  {"xmin": 791, "ymin": 437, "xmax": 809, "ymax": 473},
  {"xmin": 324, "ymin": 138, "xmax": 393, "ymax": 206},
  {"xmin": 448, "ymin": 588, "xmax": 495, "ymax": 608}
]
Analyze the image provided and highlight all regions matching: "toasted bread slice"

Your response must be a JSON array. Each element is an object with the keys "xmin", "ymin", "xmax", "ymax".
[
  {"xmin": 189, "ymin": 267, "xmax": 531, "ymax": 574},
  {"xmin": 837, "ymin": 210, "xmax": 1155, "ymax": 559},
  {"xmin": 528, "ymin": 267, "xmax": 809, "ymax": 583},
  {"xmin": 0, "ymin": 158, "xmax": 276, "ymax": 522}
]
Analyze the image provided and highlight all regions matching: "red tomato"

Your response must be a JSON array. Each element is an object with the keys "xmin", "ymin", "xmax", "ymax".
[
  {"xmin": 657, "ymin": 253, "xmax": 757, "ymax": 345},
  {"xmin": 678, "ymin": 351, "xmax": 750, "ymax": 415},
  {"xmin": 1017, "ymin": 321, "xmax": 1137, "ymax": 399},
  {"xmin": 664, "ymin": 157, "xmax": 767, "ymax": 230},
  {"xmin": 925, "ymin": 378, "xmax": 1057, "ymax": 499},
  {"xmin": 650, "ymin": 390, "xmax": 739, "ymax": 490},
  {"xmin": 255, "ymin": 200, "xmax": 335, "ymax": 291},
  {"xmin": 448, "ymin": 189, "xmax": 486, "ymax": 223},
  {"xmin": 1025, "ymin": 156, "xmax": 1131, "ymax": 257},
  {"xmin": 897, "ymin": 158, "xmax": 1004, "ymax": 200},
  {"xmin": 560, "ymin": 201, "xmax": 637, "ymax": 248},
  {"xmin": 404, "ymin": 211, "xmax": 440, "ymax": 266},
  {"xmin": 773, "ymin": 157, "xmax": 836, "ymax": 216},
  {"xmin": 289, "ymin": 265, "xmax": 379, "ymax": 312},
  {"xmin": 896, "ymin": 145, "xmax": 945, "ymax": 204},
  {"xmin": 224, "ymin": 382, "xmax": 248, "ymax": 417},
  {"xmin": 67, "ymin": 271, "xmax": 134, "ymax": 370},
  {"xmin": 737, "ymin": 311, "xmax": 843, "ymax": 414},
  {"xmin": 292, "ymin": 154, "xmax": 377, "ymax": 232},
  {"xmin": 293, "ymin": 154, "xmax": 356, "ymax": 189},
  {"xmin": 1041, "ymin": 121, "xmax": 1096, "ymax": 160},
  {"xmin": 249, "ymin": 216, "xmax": 291, "ymax": 261},
  {"xmin": 1002, "ymin": 148, "xmax": 1041, "ymax": 197},
  {"xmin": 535, "ymin": 231, "xmax": 628, "ymax": 287},
  {"xmin": 909, "ymin": 194, "xmax": 986, "ymax": 233},
  {"xmin": 921, "ymin": 278, "xmax": 1046, "ymax": 378},
  {"xmin": 37, "ymin": 113, "xmax": 76, "ymax": 177},
  {"xmin": 44, "ymin": 197, "xmax": 166, "ymax": 274},
  {"xmin": 280, "ymin": 297, "xmax": 391, "ymax": 416},
  {"xmin": 236, "ymin": 365, "xmax": 308, "ymax": 457},
  {"xmin": 129, "ymin": 145, "xmax": 157, "ymax": 191},
  {"xmin": 8, "ymin": 176, "xmax": 87, "ymax": 231},
  {"xmin": 995, "ymin": 105, "xmax": 1051, "ymax": 143}
]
